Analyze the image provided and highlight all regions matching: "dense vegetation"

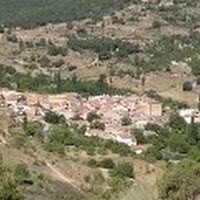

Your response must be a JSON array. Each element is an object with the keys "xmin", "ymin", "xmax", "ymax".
[
  {"xmin": 0, "ymin": 64, "xmax": 130, "ymax": 96},
  {"xmin": 143, "ymin": 113, "xmax": 200, "ymax": 162},
  {"xmin": 0, "ymin": 159, "xmax": 22, "ymax": 200},
  {"xmin": 68, "ymin": 35, "xmax": 140, "ymax": 59},
  {"xmin": 44, "ymin": 124, "xmax": 132, "ymax": 156},
  {"xmin": 159, "ymin": 159, "xmax": 200, "ymax": 200},
  {"xmin": 20, "ymin": 119, "xmax": 134, "ymax": 200},
  {"xmin": 141, "ymin": 113, "xmax": 200, "ymax": 200},
  {"xmin": 0, "ymin": 0, "xmax": 140, "ymax": 28},
  {"xmin": 0, "ymin": 156, "xmax": 84, "ymax": 200},
  {"xmin": 131, "ymin": 33, "xmax": 200, "ymax": 75}
]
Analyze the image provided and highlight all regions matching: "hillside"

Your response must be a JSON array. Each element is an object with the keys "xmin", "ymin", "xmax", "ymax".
[
  {"xmin": 0, "ymin": 0, "xmax": 200, "ymax": 200},
  {"xmin": 0, "ymin": 0, "xmax": 200, "ymax": 105},
  {"xmin": 0, "ymin": 107, "xmax": 165, "ymax": 200}
]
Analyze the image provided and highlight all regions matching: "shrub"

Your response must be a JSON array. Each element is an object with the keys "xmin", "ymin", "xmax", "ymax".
[
  {"xmin": 182, "ymin": 81, "xmax": 193, "ymax": 91},
  {"xmin": 39, "ymin": 55, "xmax": 51, "ymax": 68},
  {"xmin": 35, "ymin": 38, "xmax": 47, "ymax": 46},
  {"xmin": 0, "ymin": 25, "xmax": 4, "ymax": 33},
  {"xmin": 44, "ymin": 111, "xmax": 65, "ymax": 124},
  {"xmin": 121, "ymin": 116, "xmax": 132, "ymax": 126},
  {"xmin": 99, "ymin": 158, "xmax": 115, "ymax": 169},
  {"xmin": 14, "ymin": 163, "xmax": 31, "ymax": 184},
  {"xmin": 111, "ymin": 162, "xmax": 134, "ymax": 179},
  {"xmin": 87, "ymin": 159, "xmax": 99, "ymax": 168},
  {"xmin": 152, "ymin": 20, "xmax": 161, "ymax": 28},
  {"xmin": 25, "ymin": 121, "xmax": 43, "ymax": 138},
  {"xmin": 86, "ymin": 112, "xmax": 101, "ymax": 122},
  {"xmin": 0, "ymin": 164, "xmax": 22, "ymax": 200},
  {"xmin": 6, "ymin": 34, "xmax": 18, "ymax": 43},
  {"xmin": 90, "ymin": 121, "xmax": 105, "ymax": 130},
  {"xmin": 145, "ymin": 146, "xmax": 162, "ymax": 162},
  {"xmin": 53, "ymin": 59, "xmax": 65, "ymax": 68},
  {"xmin": 48, "ymin": 44, "xmax": 68, "ymax": 56},
  {"xmin": 132, "ymin": 129, "xmax": 146, "ymax": 145}
]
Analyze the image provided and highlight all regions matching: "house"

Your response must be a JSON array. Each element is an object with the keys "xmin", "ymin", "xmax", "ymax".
[{"xmin": 179, "ymin": 109, "xmax": 200, "ymax": 124}]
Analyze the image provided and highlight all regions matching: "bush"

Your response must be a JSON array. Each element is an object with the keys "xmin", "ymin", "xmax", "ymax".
[
  {"xmin": 87, "ymin": 159, "xmax": 99, "ymax": 168},
  {"xmin": 159, "ymin": 159, "xmax": 200, "ymax": 200},
  {"xmin": 6, "ymin": 34, "xmax": 18, "ymax": 43},
  {"xmin": 0, "ymin": 164, "xmax": 22, "ymax": 200},
  {"xmin": 53, "ymin": 59, "xmax": 65, "ymax": 68},
  {"xmin": 182, "ymin": 81, "xmax": 193, "ymax": 91},
  {"xmin": 39, "ymin": 55, "xmax": 51, "ymax": 68},
  {"xmin": 35, "ymin": 38, "xmax": 47, "ymax": 46},
  {"xmin": 132, "ymin": 129, "xmax": 146, "ymax": 144},
  {"xmin": 0, "ymin": 25, "xmax": 4, "ymax": 33},
  {"xmin": 48, "ymin": 44, "xmax": 68, "ymax": 56},
  {"xmin": 90, "ymin": 121, "xmax": 105, "ymax": 130},
  {"xmin": 44, "ymin": 111, "xmax": 65, "ymax": 124},
  {"xmin": 145, "ymin": 146, "xmax": 162, "ymax": 162},
  {"xmin": 145, "ymin": 123, "xmax": 162, "ymax": 133},
  {"xmin": 86, "ymin": 112, "xmax": 101, "ymax": 122},
  {"xmin": 111, "ymin": 162, "xmax": 134, "ymax": 179},
  {"xmin": 14, "ymin": 163, "xmax": 31, "ymax": 184},
  {"xmin": 121, "ymin": 116, "xmax": 132, "ymax": 126},
  {"xmin": 25, "ymin": 121, "xmax": 43, "ymax": 137},
  {"xmin": 152, "ymin": 20, "xmax": 161, "ymax": 28},
  {"xmin": 99, "ymin": 158, "xmax": 115, "ymax": 169}
]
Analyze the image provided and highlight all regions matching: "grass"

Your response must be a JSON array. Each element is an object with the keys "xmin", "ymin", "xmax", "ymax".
[{"xmin": 117, "ymin": 183, "xmax": 157, "ymax": 200}]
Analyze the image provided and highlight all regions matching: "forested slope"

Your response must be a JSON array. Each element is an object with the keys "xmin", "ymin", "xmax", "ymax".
[{"xmin": 0, "ymin": 0, "xmax": 140, "ymax": 28}]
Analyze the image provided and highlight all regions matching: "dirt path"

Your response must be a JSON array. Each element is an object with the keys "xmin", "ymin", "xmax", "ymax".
[{"xmin": 45, "ymin": 161, "xmax": 84, "ymax": 194}]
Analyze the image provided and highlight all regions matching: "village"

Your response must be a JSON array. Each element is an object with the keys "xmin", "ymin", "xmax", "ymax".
[{"xmin": 0, "ymin": 88, "xmax": 165, "ymax": 147}]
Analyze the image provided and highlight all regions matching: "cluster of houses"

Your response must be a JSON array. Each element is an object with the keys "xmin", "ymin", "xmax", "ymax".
[
  {"xmin": 0, "ymin": 88, "xmax": 163, "ymax": 147},
  {"xmin": 179, "ymin": 109, "xmax": 200, "ymax": 124}
]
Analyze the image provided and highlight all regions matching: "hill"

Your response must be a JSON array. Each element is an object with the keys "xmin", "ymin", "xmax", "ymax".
[
  {"xmin": 0, "ymin": 0, "xmax": 200, "ymax": 105},
  {"xmin": 0, "ymin": 0, "xmax": 200, "ymax": 200},
  {"xmin": 0, "ymin": 107, "xmax": 164, "ymax": 200}
]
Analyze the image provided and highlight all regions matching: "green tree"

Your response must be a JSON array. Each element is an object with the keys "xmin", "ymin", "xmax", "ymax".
[
  {"xmin": 86, "ymin": 112, "xmax": 100, "ymax": 123},
  {"xmin": 111, "ymin": 162, "xmax": 134, "ymax": 179},
  {"xmin": 121, "ymin": 116, "xmax": 132, "ymax": 126},
  {"xmin": 132, "ymin": 129, "xmax": 146, "ymax": 144},
  {"xmin": 99, "ymin": 158, "xmax": 115, "ymax": 169},
  {"xmin": 44, "ymin": 111, "xmax": 65, "ymax": 124},
  {"xmin": 25, "ymin": 121, "xmax": 42, "ymax": 137},
  {"xmin": 0, "ymin": 159, "xmax": 22, "ymax": 200},
  {"xmin": 14, "ymin": 163, "xmax": 31, "ymax": 184},
  {"xmin": 159, "ymin": 159, "xmax": 200, "ymax": 200}
]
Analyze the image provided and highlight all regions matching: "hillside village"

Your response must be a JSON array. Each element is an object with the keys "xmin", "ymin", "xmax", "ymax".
[
  {"xmin": 0, "ymin": 0, "xmax": 200, "ymax": 200},
  {"xmin": 0, "ymin": 89, "xmax": 164, "ymax": 147}
]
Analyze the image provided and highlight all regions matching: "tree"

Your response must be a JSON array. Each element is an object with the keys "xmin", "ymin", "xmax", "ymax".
[
  {"xmin": 99, "ymin": 158, "xmax": 115, "ymax": 169},
  {"xmin": 132, "ymin": 129, "xmax": 146, "ymax": 145},
  {"xmin": 182, "ymin": 81, "xmax": 193, "ymax": 91},
  {"xmin": 152, "ymin": 20, "xmax": 161, "ymax": 28},
  {"xmin": 87, "ymin": 159, "xmax": 99, "ymax": 168},
  {"xmin": 0, "ymin": 159, "xmax": 22, "ymax": 200},
  {"xmin": 6, "ymin": 34, "xmax": 18, "ymax": 43},
  {"xmin": 90, "ymin": 121, "xmax": 105, "ymax": 130},
  {"xmin": 25, "ymin": 121, "xmax": 43, "ymax": 137},
  {"xmin": 145, "ymin": 146, "xmax": 162, "ymax": 162},
  {"xmin": 169, "ymin": 113, "xmax": 187, "ymax": 131},
  {"xmin": 44, "ymin": 111, "xmax": 65, "ymax": 124},
  {"xmin": 188, "ymin": 123, "xmax": 200, "ymax": 145},
  {"xmin": 86, "ymin": 112, "xmax": 100, "ymax": 123},
  {"xmin": 121, "ymin": 116, "xmax": 132, "ymax": 126},
  {"xmin": 159, "ymin": 159, "xmax": 200, "ymax": 200},
  {"xmin": 14, "ymin": 163, "xmax": 31, "ymax": 185},
  {"xmin": 111, "ymin": 162, "xmax": 134, "ymax": 179},
  {"xmin": 39, "ymin": 55, "xmax": 51, "ymax": 68},
  {"xmin": 0, "ymin": 25, "xmax": 4, "ymax": 33}
]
